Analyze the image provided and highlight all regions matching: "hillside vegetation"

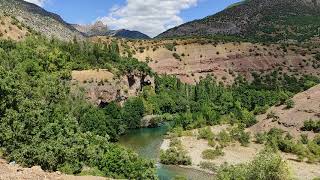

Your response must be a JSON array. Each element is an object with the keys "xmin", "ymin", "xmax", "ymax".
[
  {"xmin": 0, "ymin": 36, "xmax": 156, "ymax": 179},
  {"xmin": 157, "ymin": 0, "xmax": 320, "ymax": 42}
]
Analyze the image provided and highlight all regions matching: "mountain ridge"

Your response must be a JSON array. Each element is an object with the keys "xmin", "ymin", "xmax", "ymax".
[
  {"xmin": 0, "ymin": 0, "xmax": 84, "ymax": 40},
  {"xmin": 157, "ymin": 0, "xmax": 320, "ymax": 41}
]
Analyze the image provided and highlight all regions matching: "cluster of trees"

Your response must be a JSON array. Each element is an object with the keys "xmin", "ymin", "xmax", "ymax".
[
  {"xmin": 0, "ymin": 33, "xmax": 319, "ymax": 178},
  {"xmin": 255, "ymin": 129, "xmax": 320, "ymax": 163},
  {"xmin": 140, "ymin": 72, "xmax": 319, "ymax": 131},
  {"xmin": 0, "ymin": 37, "xmax": 156, "ymax": 179}
]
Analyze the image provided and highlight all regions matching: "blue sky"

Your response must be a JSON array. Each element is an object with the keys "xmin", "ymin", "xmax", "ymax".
[{"xmin": 25, "ymin": 0, "xmax": 240, "ymax": 37}]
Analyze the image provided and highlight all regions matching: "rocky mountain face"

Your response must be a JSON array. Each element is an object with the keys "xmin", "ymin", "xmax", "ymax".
[
  {"xmin": 157, "ymin": 0, "xmax": 320, "ymax": 41},
  {"xmin": 74, "ymin": 22, "xmax": 150, "ymax": 39},
  {"xmin": 73, "ymin": 21, "xmax": 109, "ymax": 37},
  {"xmin": 0, "ymin": 0, "xmax": 84, "ymax": 41}
]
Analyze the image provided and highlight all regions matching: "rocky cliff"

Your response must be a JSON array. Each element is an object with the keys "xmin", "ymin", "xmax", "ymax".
[{"xmin": 71, "ymin": 69, "xmax": 153, "ymax": 106}]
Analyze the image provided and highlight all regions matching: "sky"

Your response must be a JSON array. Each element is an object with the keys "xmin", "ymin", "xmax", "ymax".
[{"xmin": 24, "ymin": 0, "xmax": 240, "ymax": 37}]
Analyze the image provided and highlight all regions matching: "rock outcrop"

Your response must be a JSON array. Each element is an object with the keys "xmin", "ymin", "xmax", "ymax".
[
  {"xmin": 73, "ymin": 21, "xmax": 109, "ymax": 37},
  {"xmin": 71, "ymin": 69, "xmax": 153, "ymax": 106}
]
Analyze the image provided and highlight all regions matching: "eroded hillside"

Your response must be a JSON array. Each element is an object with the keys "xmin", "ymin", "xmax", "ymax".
[
  {"xmin": 92, "ymin": 37, "xmax": 320, "ymax": 84},
  {"xmin": 249, "ymin": 84, "xmax": 320, "ymax": 138}
]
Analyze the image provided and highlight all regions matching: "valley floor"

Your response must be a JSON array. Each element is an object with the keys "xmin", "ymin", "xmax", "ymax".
[{"xmin": 161, "ymin": 126, "xmax": 320, "ymax": 180}]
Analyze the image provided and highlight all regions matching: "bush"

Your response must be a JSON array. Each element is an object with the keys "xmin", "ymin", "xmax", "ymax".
[
  {"xmin": 160, "ymin": 138, "xmax": 191, "ymax": 165},
  {"xmin": 216, "ymin": 130, "xmax": 232, "ymax": 147},
  {"xmin": 285, "ymin": 99, "xmax": 295, "ymax": 109},
  {"xmin": 315, "ymin": 53, "xmax": 320, "ymax": 61},
  {"xmin": 230, "ymin": 125, "xmax": 251, "ymax": 146},
  {"xmin": 208, "ymin": 139, "xmax": 216, "ymax": 147},
  {"xmin": 202, "ymin": 147, "xmax": 224, "ymax": 160},
  {"xmin": 302, "ymin": 120, "xmax": 320, "ymax": 133},
  {"xmin": 198, "ymin": 127, "xmax": 214, "ymax": 140},
  {"xmin": 216, "ymin": 149, "xmax": 291, "ymax": 180},
  {"xmin": 173, "ymin": 53, "xmax": 181, "ymax": 60},
  {"xmin": 164, "ymin": 43, "xmax": 176, "ymax": 51},
  {"xmin": 253, "ymin": 105, "xmax": 269, "ymax": 115},
  {"xmin": 300, "ymin": 134, "xmax": 309, "ymax": 144},
  {"xmin": 255, "ymin": 133, "xmax": 268, "ymax": 144},
  {"xmin": 199, "ymin": 161, "xmax": 217, "ymax": 172},
  {"xmin": 160, "ymin": 148, "xmax": 191, "ymax": 165}
]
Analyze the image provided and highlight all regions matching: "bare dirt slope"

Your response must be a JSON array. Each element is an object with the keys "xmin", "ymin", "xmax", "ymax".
[
  {"xmin": 92, "ymin": 37, "xmax": 320, "ymax": 84},
  {"xmin": 136, "ymin": 41, "xmax": 319, "ymax": 84},
  {"xmin": 0, "ymin": 16, "xmax": 29, "ymax": 41},
  {"xmin": 249, "ymin": 84, "xmax": 320, "ymax": 138},
  {"xmin": 0, "ymin": 159, "xmax": 108, "ymax": 180}
]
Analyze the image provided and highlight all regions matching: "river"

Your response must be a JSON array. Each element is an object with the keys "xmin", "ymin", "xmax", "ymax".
[{"xmin": 118, "ymin": 124, "xmax": 213, "ymax": 180}]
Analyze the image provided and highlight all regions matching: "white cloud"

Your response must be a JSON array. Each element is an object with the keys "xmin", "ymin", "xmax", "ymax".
[
  {"xmin": 23, "ymin": 0, "xmax": 47, "ymax": 7},
  {"xmin": 98, "ymin": 0, "xmax": 198, "ymax": 37}
]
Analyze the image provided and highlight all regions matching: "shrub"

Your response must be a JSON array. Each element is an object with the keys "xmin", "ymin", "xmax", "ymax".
[
  {"xmin": 216, "ymin": 149, "xmax": 291, "ymax": 180},
  {"xmin": 285, "ymin": 99, "xmax": 295, "ymax": 109},
  {"xmin": 198, "ymin": 127, "xmax": 214, "ymax": 140},
  {"xmin": 315, "ymin": 53, "xmax": 320, "ymax": 61},
  {"xmin": 255, "ymin": 133, "xmax": 268, "ymax": 144},
  {"xmin": 160, "ymin": 148, "xmax": 191, "ymax": 165},
  {"xmin": 165, "ymin": 43, "xmax": 176, "ymax": 51},
  {"xmin": 208, "ymin": 139, "xmax": 216, "ymax": 147},
  {"xmin": 202, "ymin": 147, "xmax": 224, "ymax": 160},
  {"xmin": 230, "ymin": 125, "xmax": 251, "ymax": 146},
  {"xmin": 216, "ymin": 130, "xmax": 232, "ymax": 147},
  {"xmin": 253, "ymin": 105, "xmax": 269, "ymax": 115},
  {"xmin": 300, "ymin": 134, "xmax": 309, "ymax": 144},
  {"xmin": 199, "ymin": 161, "xmax": 217, "ymax": 172},
  {"xmin": 160, "ymin": 138, "xmax": 191, "ymax": 165},
  {"xmin": 173, "ymin": 53, "xmax": 181, "ymax": 61},
  {"xmin": 302, "ymin": 120, "xmax": 320, "ymax": 133}
]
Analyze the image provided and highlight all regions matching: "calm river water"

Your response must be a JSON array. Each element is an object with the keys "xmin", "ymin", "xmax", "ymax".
[{"xmin": 118, "ymin": 125, "xmax": 213, "ymax": 180}]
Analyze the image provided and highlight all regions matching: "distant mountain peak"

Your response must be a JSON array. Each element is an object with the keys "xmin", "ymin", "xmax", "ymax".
[
  {"xmin": 73, "ymin": 21, "xmax": 109, "ymax": 37},
  {"xmin": 74, "ymin": 22, "xmax": 150, "ymax": 39},
  {"xmin": 92, "ymin": 21, "xmax": 108, "ymax": 32}
]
